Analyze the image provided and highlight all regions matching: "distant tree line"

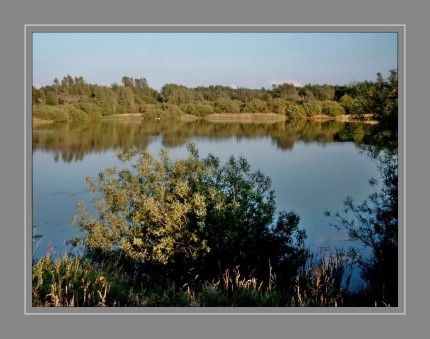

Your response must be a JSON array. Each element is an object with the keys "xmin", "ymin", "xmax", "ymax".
[{"xmin": 32, "ymin": 71, "xmax": 397, "ymax": 126}]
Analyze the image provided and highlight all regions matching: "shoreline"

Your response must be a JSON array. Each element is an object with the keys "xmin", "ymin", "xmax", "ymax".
[
  {"xmin": 32, "ymin": 112, "xmax": 378, "ymax": 124},
  {"xmin": 32, "ymin": 117, "xmax": 55, "ymax": 125},
  {"xmin": 203, "ymin": 113, "xmax": 287, "ymax": 123}
]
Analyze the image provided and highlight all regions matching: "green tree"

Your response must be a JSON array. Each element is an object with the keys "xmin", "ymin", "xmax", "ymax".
[
  {"xmin": 298, "ymin": 87, "xmax": 315, "ymax": 103},
  {"xmin": 285, "ymin": 102, "xmax": 303, "ymax": 118},
  {"xmin": 242, "ymin": 98, "xmax": 269, "ymax": 113},
  {"xmin": 115, "ymin": 86, "xmax": 136, "ymax": 113},
  {"xmin": 272, "ymin": 83, "xmax": 301, "ymax": 102},
  {"xmin": 32, "ymin": 87, "xmax": 46, "ymax": 105},
  {"xmin": 303, "ymin": 84, "xmax": 335, "ymax": 101},
  {"xmin": 74, "ymin": 145, "xmax": 308, "ymax": 285},
  {"xmin": 91, "ymin": 85, "xmax": 117, "ymax": 115},
  {"xmin": 45, "ymin": 93, "xmax": 59, "ymax": 106},
  {"xmin": 325, "ymin": 151, "xmax": 398, "ymax": 306},
  {"xmin": 213, "ymin": 98, "xmax": 242, "ymax": 113},
  {"xmin": 302, "ymin": 102, "xmax": 322, "ymax": 117},
  {"xmin": 268, "ymin": 98, "xmax": 289, "ymax": 114},
  {"xmin": 53, "ymin": 78, "xmax": 60, "ymax": 94},
  {"xmin": 339, "ymin": 94, "xmax": 356, "ymax": 114},
  {"xmin": 61, "ymin": 75, "xmax": 75, "ymax": 94},
  {"xmin": 321, "ymin": 101, "xmax": 345, "ymax": 117},
  {"xmin": 350, "ymin": 70, "xmax": 398, "ymax": 129},
  {"xmin": 161, "ymin": 84, "xmax": 195, "ymax": 105}
]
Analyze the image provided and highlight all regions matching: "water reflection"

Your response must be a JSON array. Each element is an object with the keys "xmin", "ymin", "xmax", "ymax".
[
  {"xmin": 33, "ymin": 119, "xmax": 370, "ymax": 162},
  {"xmin": 32, "ymin": 118, "xmax": 380, "ymax": 271}
]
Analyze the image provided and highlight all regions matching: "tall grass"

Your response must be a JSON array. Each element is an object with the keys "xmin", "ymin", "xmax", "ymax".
[
  {"xmin": 32, "ymin": 254, "xmax": 131, "ymax": 307},
  {"xmin": 292, "ymin": 250, "xmax": 351, "ymax": 307},
  {"xmin": 32, "ymin": 250, "xmax": 383, "ymax": 307}
]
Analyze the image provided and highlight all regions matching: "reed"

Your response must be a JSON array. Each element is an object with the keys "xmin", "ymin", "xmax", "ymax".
[{"xmin": 32, "ymin": 250, "xmax": 385, "ymax": 307}]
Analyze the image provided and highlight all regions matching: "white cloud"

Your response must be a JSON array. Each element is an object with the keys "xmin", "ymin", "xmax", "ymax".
[{"xmin": 270, "ymin": 78, "xmax": 302, "ymax": 87}]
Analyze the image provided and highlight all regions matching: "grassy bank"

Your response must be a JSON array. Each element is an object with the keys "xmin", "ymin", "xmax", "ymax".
[{"xmin": 33, "ymin": 252, "xmax": 368, "ymax": 307}]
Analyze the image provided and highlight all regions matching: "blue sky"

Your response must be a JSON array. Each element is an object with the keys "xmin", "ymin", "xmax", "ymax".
[{"xmin": 33, "ymin": 32, "xmax": 398, "ymax": 90}]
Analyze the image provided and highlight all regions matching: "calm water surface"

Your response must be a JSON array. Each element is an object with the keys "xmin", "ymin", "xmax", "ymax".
[{"xmin": 32, "ymin": 119, "xmax": 379, "ymax": 261}]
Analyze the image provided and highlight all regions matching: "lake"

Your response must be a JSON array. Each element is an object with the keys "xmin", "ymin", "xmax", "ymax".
[{"xmin": 32, "ymin": 118, "xmax": 379, "ymax": 262}]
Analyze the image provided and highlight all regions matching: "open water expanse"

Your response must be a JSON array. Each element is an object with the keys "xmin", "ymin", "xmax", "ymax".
[{"xmin": 32, "ymin": 118, "xmax": 379, "ymax": 262}]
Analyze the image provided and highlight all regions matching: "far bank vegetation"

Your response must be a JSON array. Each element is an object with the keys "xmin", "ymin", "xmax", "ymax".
[{"xmin": 32, "ymin": 71, "xmax": 398, "ymax": 128}]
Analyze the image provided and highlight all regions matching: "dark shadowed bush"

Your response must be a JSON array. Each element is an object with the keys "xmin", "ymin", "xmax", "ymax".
[
  {"xmin": 74, "ymin": 145, "xmax": 308, "ymax": 287},
  {"xmin": 325, "ymin": 152, "xmax": 398, "ymax": 306}
]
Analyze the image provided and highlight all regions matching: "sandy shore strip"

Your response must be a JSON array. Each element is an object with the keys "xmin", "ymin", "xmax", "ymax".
[
  {"xmin": 204, "ymin": 113, "xmax": 287, "ymax": 123},
  {"xmin": 32, "ymin": 117, "xmax": 54, "ymax": 125},
  {"xmin": 33, "ymin": 112, "xmax": 378, "ymax": 124}
]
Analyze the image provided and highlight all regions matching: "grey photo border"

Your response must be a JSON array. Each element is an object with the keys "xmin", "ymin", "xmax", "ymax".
[{"xmin": 25, "ymin": 24, "xmax": 405, "ymax": 315}]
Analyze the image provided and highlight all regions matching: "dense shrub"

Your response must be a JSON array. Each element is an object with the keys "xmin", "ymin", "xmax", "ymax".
[
  {"xmin": 33, "ymin": 104, "xmax": 69, "ymax": 122},
  {"xmin": 339, "ymin": 94, "xmax": 356, "ymax": 114},
  {"xmin": 179, "ymin": 102, "xmax": 215, "ymax": 117},
  {"xmin": 62, "ymin": 105, "xmax": 100, "ymax": 121},
  {"xmin": 285, "ymin": 102, "xmax": 303, "ymax": 118},
  {"xmin": 140, "ymin": 104, "xmax": 165, "ymax": 116},
  {"xmin": 302, "ymin": 102, "xmax": 322, "ymax": 117},
  {"xmin": 267, "ymin": 98, "xmax": 285, "ymax": 114},
  {"xmin": 195, "ymin": 103, "xmax": 215, "ymax": 117},
  {"xmin": 321, "ymin": 101, "xmax": 345, "ymax": 117},
  {"xmin": 140, "ymin": 103, "xmax": 184, "ymax": 116},
  {"xmin": 242, "ymin": 98, "xmax": 269, "ymax": 113},
  {"xmin": 213, "ymin": 98, "xmax": 242, "ymax": 113},
  {"xmin": 77, "ymin": 102, "xmax": 102, "ymax": 120},
  {"xmin": 65, "ymin": 106, "xmax": 90, "ymax": 121},
  {"xmin": 33, "ymin": 103, "xmax": 103, "ymax": 122},
  {"xmin": 45, "ymin": 93, "xmax": 59, "ymax": 106},
  {"xmin": 159, "ymin": 103, "xmax": 184, "ymax": 115},
  {"xmin": 74, "ymin": 145, "xmax": 308, "ymax": 286}
]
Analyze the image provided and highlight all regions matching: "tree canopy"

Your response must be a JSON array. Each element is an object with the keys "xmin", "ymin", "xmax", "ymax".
[
  {"xmin": 74, "ymin": 144, "xmax": 308, "ymax": 285},
  {"xmin": 33, "ymin": 71, "xmax": 398, "ymax": 124}
]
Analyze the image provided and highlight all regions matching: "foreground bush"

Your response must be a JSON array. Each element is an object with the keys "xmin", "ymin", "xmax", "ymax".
[{"xmin": 74, "ymin": 145, "xmax": 308, "ymax": 288}]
